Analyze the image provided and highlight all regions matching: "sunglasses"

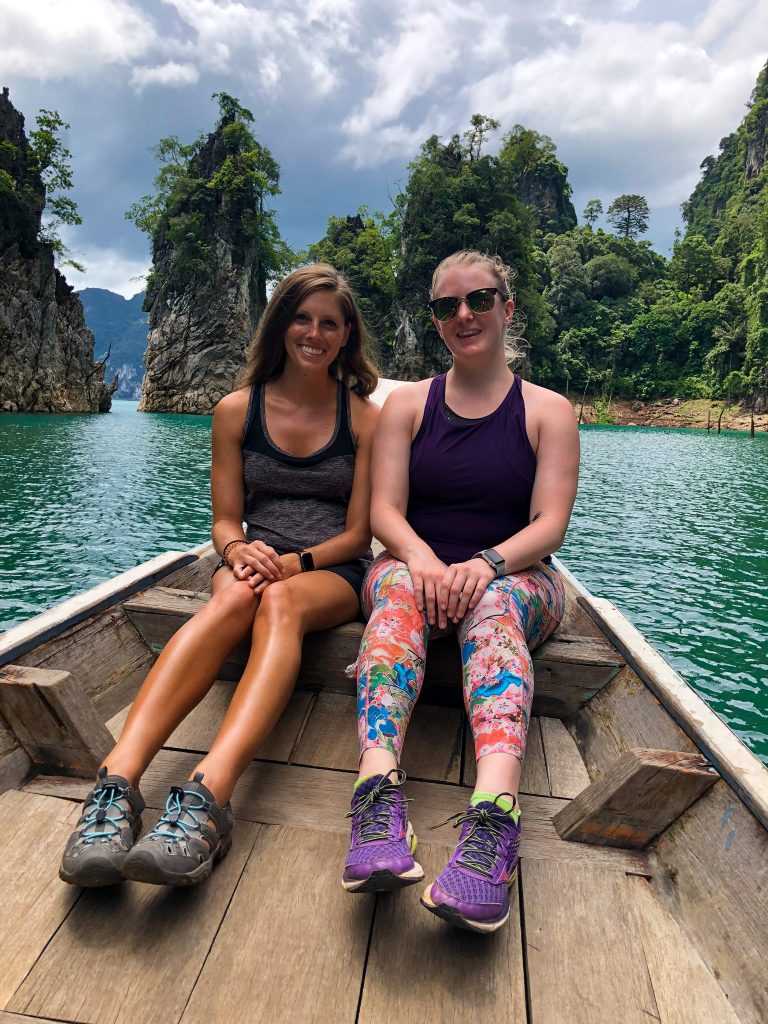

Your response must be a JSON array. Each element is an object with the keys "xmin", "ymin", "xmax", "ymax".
[{"xmin": 427, "ymin": 287, "xmax": 501, "ymax": 322}]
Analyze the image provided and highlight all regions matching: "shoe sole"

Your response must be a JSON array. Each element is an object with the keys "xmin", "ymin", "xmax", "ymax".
[
  {"xmin": 59, "ymin": 858, "xmax": 125, "ymax": 888},
  {"xmin": 342, "ymin": 862, "xmax": 425, "ymax": 893},
  {"xmin": 419, "ymin": 870, "xmax": 518, "ymax": 934},
  {"xmin": 121, "ymin": 833, "xmax": 233, "ymax": 887}
]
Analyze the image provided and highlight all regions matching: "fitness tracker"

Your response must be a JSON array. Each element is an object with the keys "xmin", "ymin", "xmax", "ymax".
[
  {"xmin": 472, "ymin": 548, "xmax": 506, "ymax": 578},
  {"xmin": 299, "ymin": 550, "xmax": 315, "ymax": 572}
]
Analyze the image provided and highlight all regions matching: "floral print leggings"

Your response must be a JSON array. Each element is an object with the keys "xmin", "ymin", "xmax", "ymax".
[{"xmin": 357, "ymin": 553, "xmax": 565, "ymax": 762}]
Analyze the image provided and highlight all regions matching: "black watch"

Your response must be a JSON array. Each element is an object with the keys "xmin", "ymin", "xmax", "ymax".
[
  {"xmin": 299, "ymin": 550, "xmax": 315, "ymax": 572},
  {"xmin": 472, "ymin": 548, "xmax": 506, "ymax": 578}
]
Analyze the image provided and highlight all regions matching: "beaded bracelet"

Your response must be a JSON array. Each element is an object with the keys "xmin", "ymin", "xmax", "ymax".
[{"xmin": 222, "ymin": 539, "xmax": 247, "ymax": 565}]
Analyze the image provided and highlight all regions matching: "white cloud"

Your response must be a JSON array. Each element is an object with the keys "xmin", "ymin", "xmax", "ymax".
[
  {"xmin": 69, "ymin": 246, "xmax": 150, "ymax": 298},
  {"xmin": 131, "ymin": 61, "xmax": 200, "ymax": 90},
  {"xmin": 0, "ymin": 0, "xmax": 156, "ymax": 78}
]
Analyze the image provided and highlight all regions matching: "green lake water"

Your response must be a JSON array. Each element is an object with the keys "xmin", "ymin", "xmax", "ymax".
[{"xmin": 1, "ymin": 401, "xmax": 766, "ymax": 763}]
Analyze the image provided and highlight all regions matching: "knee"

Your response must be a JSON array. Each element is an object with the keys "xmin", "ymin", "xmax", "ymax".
[
  {"xmin": 206, "ymin": 580, "xmax": 259, "ymax": 623},
  {"xmin": 255, "ymin": 580, "xmax": 305, "ymax": 630}
]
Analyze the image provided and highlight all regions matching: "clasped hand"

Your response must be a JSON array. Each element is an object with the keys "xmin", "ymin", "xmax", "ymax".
[
  {"xmin": 230, "ymin": 541, "xmax": 301, "ymax": 594},
  {"xmin": 409, "ymin": 552, "xmax": 496, "ymax": 629}
]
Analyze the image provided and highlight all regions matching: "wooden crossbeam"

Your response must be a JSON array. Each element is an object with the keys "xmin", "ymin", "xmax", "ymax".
[
  {"xmin": 124, "ymin": 587, "xmax": 624, "ymax": 718},
  {"xmin": 0, "ymin": 664, "xmax": 113, "ymax": 776},
  {"xmin": 553, "ymin": 747, "xmax": 719, "ymax": 849}
]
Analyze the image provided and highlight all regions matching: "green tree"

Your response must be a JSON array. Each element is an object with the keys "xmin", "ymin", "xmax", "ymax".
[
  {"xmin": 606, "ymin": 194, "xmax": 650, "ymax": 239},
  {"xmin": 583, "ymin": 199, "xmax": 603, "ymax": 228},
  {"xmin": 126, "ymin": 92, "xmax": 290, "ymax": 301},
  {"xmin": 25, "ymin": 110, "xmax": 83, "ymax": 269}
]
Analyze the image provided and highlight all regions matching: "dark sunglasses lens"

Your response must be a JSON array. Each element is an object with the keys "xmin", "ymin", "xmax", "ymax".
[
  {"xmin": 430, "ymin": 297, "xmax": 458, "ymax": 321},
  {"xmin": 467, "ymin": 288, "xmax": 496, "ymax": 313}
]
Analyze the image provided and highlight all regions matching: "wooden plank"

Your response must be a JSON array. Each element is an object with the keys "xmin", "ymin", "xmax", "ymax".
[
  {"xmin": 8, "ymin": 818, "xmax": 260, "ymax": 1024},
  {"xmin": 649, "ymin": 780, "xmax": 768, "ymax": 1024},
  {"xmin": 0, "ymin": 664, "xmax": 114, "ymax": 775},
  {"xmin": 0, "ymin": 790, "xmax": 82, "ymax": 1007},
  {"xmin": 0, "ymin": 746, "xmax": 31, "ymax": 797},
  {"xmin": 554, "ymin": 748, "xmax": 718, "ymax": 849},
  {"xmin": 539, "ymin": 717, "xmax": 591, "ymax": 799},
  {"xmin": 181, "ymin": 825, "xmax": 373, "ymax": 1024},
  {"xmin": 127, "ymin": 752, "xmax": 649, "ymax": 876},
  {"xmin": 463, "ymin": 716, "xmax": 551, "ymax": 797},
  {"xmin": 293, "ymin": 691, "xmax": 463, "ymax": 783},
  {"xmin": 0, "ymin": 550, "xmax": 197, "ymax": 668},
  {"xmin": 357, "ymin": 841, "xmax": 526, "ymax": 1023},
  {"xmin": 628, "ymin": 875, "xmax": 741, "ymax": 1024},
  {"xmin": 523, "ymin": 859, "xmax": 659, "ymax": 1024},
  {"xmin": 0, "ymin": 1013, "xmax": 68, "ymax": 1023},
  {"xmin": 126, "ymin": 588, "xmax": 624, "ymax": 717},
  {"xmin": 107, "ymin": 683, "xmax": 314, "ymax": 763},
  {"xmin": 569, "ymin": 666, "xmax": 697, "ymax": 781},
  {"xmin": 18, "ymin": 603, "xmax": 155, "ymax": 723},
  {"xmin": 581, "ymin": 595, "xmax": 768, "ymax": 833}
]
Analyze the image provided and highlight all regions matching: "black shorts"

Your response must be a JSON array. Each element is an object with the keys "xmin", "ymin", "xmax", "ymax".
[{"xmin": 211, "ymin": 557, "xmax": 368, "ymax": 606}]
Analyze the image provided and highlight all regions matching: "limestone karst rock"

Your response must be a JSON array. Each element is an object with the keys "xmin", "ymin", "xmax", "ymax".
[
  {"xmin": 138, "ymin": 119, "xmax": 266, "ymax": 414},
  {"xmin": 0, "ymin": 88, "xmax": 116, "ymax": 413}
]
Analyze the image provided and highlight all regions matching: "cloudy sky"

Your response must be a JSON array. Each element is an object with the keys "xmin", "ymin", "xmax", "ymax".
[{"xmin": 2, "ymin": 0, "xmax": 767, "ymax": 296}]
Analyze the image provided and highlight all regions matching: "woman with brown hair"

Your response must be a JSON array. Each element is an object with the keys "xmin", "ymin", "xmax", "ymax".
[{"xmin": 59, "ymin": 264, "xmax": 380, "ymax": 888}]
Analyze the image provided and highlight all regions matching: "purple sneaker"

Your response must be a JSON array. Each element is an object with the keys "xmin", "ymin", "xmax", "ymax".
[
  {"xmin": 421, "ymin": 794, "xmax": 521, "ymax": 933},
  {"xmin": 342, "ymin": 770, "xmax": 424, "ymax": 893}
]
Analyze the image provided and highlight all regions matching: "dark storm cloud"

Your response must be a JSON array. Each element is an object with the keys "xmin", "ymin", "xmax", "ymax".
[{"xmin": 1, "ymin": 0, "xmax": 766, "ymax": 293}]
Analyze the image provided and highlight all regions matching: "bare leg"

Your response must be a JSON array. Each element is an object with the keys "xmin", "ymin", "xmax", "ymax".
[
  {"xmin": 194, "ymin": 571, "xmax": 359, "ymax": 804},
  {"xmin": 475, "ymin": 751, "xmax": 522, "ymax": 799},
  {"xmin": 104, "ymin": 569, "xmax": 260, "ymax": 785}
]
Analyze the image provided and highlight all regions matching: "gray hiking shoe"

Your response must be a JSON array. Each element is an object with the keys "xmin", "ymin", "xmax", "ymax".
[
  {"xmin": 121, "ymin": 772, "xmax": 234, "ymax": 886},
  {"xmin": 59, "ymin": 766, "xmax": 145, "ymax": 887}
]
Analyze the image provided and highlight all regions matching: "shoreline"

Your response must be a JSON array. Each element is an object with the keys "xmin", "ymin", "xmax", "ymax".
[{"xmin": 566, "ymin": 395, "xmax": 768, "ymax": 433}]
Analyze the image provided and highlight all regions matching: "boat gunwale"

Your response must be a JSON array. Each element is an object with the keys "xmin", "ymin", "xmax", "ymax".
[{"xmin": 553, "ymin": 555, "xmax": 768, "ymax": 833}]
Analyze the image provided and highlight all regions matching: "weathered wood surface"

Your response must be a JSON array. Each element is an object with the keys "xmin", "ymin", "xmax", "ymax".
[
  {"xmin": 0, "ymin": 790, "xmax": 81, "ymax": 1007},
  {"xmin": 0, "ymin": 664, "xmax": 114, "ymax": 775},
  {"xmin": 580, "ymin": 595, "xmax": 768, "ymax": 833},
  {"xmin": 17, "ymin": 603, "xmax": 155, "ymax": 722},
  {"xmin": 539, "ymin": 716, "xmax": 591, "ymax": 799},
  {"xmin": 8, "ymin": 817, "xmax": 261, "ymax": 1024},
  {"xmin": 125, "ymin": 588, "xmax": 624, "ymax": 717},
  {"xmin": 293, "ymin": 691, "xmax": 463, "ymax": 782},
  {"xmin": 0, "ymin": 712, "xmax": 29, "ymax": 796},
  {"xmin": 628, "ymin": 874, "xmax": 742, "ymax": 1024},
  {"xmin": 568, "ymin": 665, "xmax": 697, "ymax": 780},
  {"xmin": 463, "ymin": 716, "xmax": 552, "ymax": 797},
  {"xmin": 357, "ymin": 842, "xmax": 526, "ymax": 1023},
  {"xmin": 650, "ymin": 780, "xmax": 768, "ymax": 1024},
  {"xmin": 180, "ymin": 825, "xmax": 373, "ymax": 1024},
  {"xmin": 523, "ymin": 859, "xmax": 659, "ymax": 1024},
  {"xmin": 554, "ymin": 748, "xmax": 718, "ymax": 848},
  {"xmin": 108, "ymin": 683, "xmax": 314, "ymax": 764},
  {"xmin": 0, "ymin": 550, "xmax": 197, "ymax": 668}
]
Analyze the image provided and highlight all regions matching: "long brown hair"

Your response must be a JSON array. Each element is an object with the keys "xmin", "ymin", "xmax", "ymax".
[{"xmin": 238, "ymin": 264, "xmax": 379, "ymax": 396}]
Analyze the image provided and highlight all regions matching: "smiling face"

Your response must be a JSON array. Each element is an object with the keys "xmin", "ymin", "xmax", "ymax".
[
  {"xmin": 431, "ymin": 263, "xmax": 515, "ymax": 363},
  {"xmin": 283, "ymin": 288, "xmax": 351, "ymax": 375}
]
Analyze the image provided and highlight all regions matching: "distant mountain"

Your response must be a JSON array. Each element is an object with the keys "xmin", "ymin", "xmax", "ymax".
[{"xmin": 78, "ymin": 288, "xmax": 148, "ymax": 399}]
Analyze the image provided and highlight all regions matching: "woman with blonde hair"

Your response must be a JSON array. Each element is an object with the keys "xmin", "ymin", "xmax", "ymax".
[
  {"xmin": 343, "ymin": 250, "xmax": 579, "ymax": 933},
  {"xmin": 60, "ymin": 264, "xmax": 380, "ymax": 888}
]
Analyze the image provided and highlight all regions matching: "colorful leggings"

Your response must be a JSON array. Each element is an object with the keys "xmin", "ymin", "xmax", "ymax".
[{"xmin": 357, "ymin": 553, "xmax": 565, "ymax": 762}]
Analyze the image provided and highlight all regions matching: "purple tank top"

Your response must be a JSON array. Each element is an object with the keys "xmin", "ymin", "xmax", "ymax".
[{"xmin": 406, "ymin": 374, "xmax": 536, "ymax": 564}]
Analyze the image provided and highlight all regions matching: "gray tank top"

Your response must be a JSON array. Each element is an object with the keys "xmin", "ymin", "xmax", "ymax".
[{"xmin": 241, "ymin": 381, "xmax": 363, "ymax": 555}]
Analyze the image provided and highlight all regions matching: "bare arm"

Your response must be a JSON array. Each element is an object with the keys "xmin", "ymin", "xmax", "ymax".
[{"xmin": 370, "ymin": 385, "xmax": 449, "ymax": 623}]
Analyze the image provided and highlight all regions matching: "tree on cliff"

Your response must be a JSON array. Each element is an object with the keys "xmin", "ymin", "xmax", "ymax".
[
  {"xmin": 127, "ymin": 92, "xmax": 290, "ymax": 304},
  {"xmin": 0, "ymin": 98, "xmax": 83, "ymax": 269},
  {"xmin": 606, "ymin": 194, "xmax": 650, "ymax": 239}
]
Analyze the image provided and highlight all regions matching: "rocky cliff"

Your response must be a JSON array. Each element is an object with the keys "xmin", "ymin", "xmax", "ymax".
[
  {"xmin": 139, "ymin": 120, "xmax": 265, "ymax": 414},
  {"xmin": 0, "ymin": 88, "xmax": 116, "ymax": 413}
]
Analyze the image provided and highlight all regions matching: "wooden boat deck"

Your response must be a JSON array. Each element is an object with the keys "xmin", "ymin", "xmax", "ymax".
[
  {"xmin": 1, "ymin": 691, "xmax": 739, "ymax": 1024},
  {"xmin": 1, "ymin": 545, "xmax": 765, "ymax": 1023}
]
